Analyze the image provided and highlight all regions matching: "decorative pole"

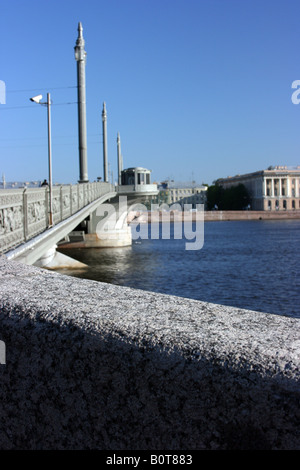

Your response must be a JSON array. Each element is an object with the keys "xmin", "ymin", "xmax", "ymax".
[
  {"xmin": 102, "ymin": 102, "xmax": 108, "ymax": 182},
  {"xmin": 74, "ymin": 22, "xmax": 88, "ymax": 183},
  {"xmin": 46, "ymin": 93, "xmax": 53, "ymax": 226},
  {"xmin": 117, "ymin": 132, "xmax": 123, "ymax": 185}
]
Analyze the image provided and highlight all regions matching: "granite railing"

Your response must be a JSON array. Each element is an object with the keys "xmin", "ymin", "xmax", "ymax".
[
  {"xmin": 0, "ymin": 182, "xmax": 114, "ymax": 254},
  {"xmin": 0, "ymin": 256, "xmax": 299, "ymax": 450}
]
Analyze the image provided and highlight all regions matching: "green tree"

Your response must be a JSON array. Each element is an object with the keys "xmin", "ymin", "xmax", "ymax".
[
  {"xmin": 206, "ymin": 183, "xmax": 250, "ymax": 210},
  {"xmin": 206, "ymin": 184, "xmax": 224, "ymax": 210}
]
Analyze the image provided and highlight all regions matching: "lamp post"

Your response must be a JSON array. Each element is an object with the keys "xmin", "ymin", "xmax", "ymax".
[{"xmin": 30, "ymin": 93, "xmax": 53, "ymax": 226}]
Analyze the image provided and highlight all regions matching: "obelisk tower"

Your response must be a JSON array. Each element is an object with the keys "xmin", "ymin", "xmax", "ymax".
[
  {"xmin": 102, "ymin": 102, "xmax": 108, "ymax": 182},
  {"xmin": 74, "ymin": 22, "xmax": 88, "ymax": 183},
  {"xmin": 117, "ymin": 132, "xmax": 123, "ymax": 185}
]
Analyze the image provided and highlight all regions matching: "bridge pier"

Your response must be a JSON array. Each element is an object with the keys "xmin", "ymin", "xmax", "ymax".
[
  {"xmin": 57, "ymin": 192, "xmax": 155, "ymax": 250},
  {"xmin": 67, "ymin": 228, "xmax": 132, "ymax": 248},
  {"xmin": 34, "ymin": 245, "xmax": 87, "ymax": 269},
  {"xmin": 59, "ymin": 198, "xmax": 133, "ymax": 249},
  {"xmin": 88, "ymin": 195, "xmax": 132, "ymax": 247}
]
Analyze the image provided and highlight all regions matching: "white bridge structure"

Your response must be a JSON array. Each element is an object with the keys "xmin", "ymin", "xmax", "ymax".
[{"xmin": 0, "ymin": 175, "xmax": 158, "ymax": 268}]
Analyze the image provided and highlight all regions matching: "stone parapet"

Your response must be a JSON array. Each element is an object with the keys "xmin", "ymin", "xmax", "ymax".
[{"xmin": 0, "ymin": 256, "xmax": 299, "ymax": 450}]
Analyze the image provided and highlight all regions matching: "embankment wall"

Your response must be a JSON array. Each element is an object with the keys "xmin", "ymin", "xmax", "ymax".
[
  {"xmin": 0, "ymin": 256, "xmax": 299, "ymax": 450},
  {"xmin": 129, "ymin": 210, "xmax": 300, "ymax": 223},
  {"xmin": 204, "ymin": 210, "xmax": 300, "ymax": 221}
]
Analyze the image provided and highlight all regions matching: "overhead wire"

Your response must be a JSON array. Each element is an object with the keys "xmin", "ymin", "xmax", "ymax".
[
  {"xmin": 6, "ymin": 86, "xmax": 77, "ymax": 93},
  {"xmin": 0, "ymin": 85, "xmax": 97, "ymax": 148},
  {"xmin": 1, "ymin": 85, "xmax": 77, "ymax": 109},
  {"xmin": 0, "ymin": 102, "xmax": 78, "ymax": 110}
]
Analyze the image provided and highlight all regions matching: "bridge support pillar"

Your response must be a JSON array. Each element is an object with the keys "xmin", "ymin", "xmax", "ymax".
[
  {"xmin": 81, "ymin": 226, "xmax": 132, "ymax": 248},
  {"xmin": 86, "ymin": 203, "xmax": 132, "ymax": 247},
  {"xmin": 58, "ymin": 199, "xmax": 133, "ymax": 249},
  {"xmin": 34, "ymin": 245, "xmax": 87, "ymax": 269}
]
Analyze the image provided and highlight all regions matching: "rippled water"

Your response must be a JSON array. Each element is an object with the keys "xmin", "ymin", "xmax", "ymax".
[{"xmin": 57, "ymin": 219, "xmax": 300, "ymax": 318}]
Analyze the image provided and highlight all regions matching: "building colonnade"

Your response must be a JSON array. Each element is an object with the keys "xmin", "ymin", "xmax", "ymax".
[{"xmin": 263, "ymin": 176, "xmax": 300, "ymax": 211}]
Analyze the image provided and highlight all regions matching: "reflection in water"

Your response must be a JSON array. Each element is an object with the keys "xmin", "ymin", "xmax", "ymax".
[
  {"xmin": 56, "ymin": 246, "xmax": 134, "ymax": 285},
  {"xmin": 56, "ymin": 243, "xmax": 164, "ymax": 289},
  {"xmin": 56, "ymin": 220, "xmax": 300, "ymax": 318}
]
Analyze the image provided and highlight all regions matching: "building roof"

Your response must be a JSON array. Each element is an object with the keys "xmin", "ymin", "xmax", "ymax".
[{"xmin": 217, "ymin": 166, "xmax": 300, "ymax": 182}]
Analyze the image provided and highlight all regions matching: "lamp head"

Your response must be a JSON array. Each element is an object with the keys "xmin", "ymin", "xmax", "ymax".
[{"xmin": 30, "ymin": 94, "xmax": 43, "ymax": 104}]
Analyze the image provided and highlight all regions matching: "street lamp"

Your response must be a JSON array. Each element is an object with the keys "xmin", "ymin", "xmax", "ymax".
[{"xmin": 30, "ymin": 93, "xmax": 53, "ymax": 226}]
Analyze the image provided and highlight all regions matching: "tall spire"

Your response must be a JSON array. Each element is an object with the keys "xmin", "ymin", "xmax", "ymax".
[
  {"xmin": 76, "ymin": 22, "xmax": 84, "ymax": 47},
  {"xmin": 74, "ymin": 22, "xmax": 88, "ymax": 182}
]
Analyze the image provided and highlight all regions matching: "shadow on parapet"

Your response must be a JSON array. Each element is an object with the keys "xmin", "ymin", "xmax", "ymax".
[{"xmin": 0, "ymin": 296, "xmax": 299, "ymax": 450}]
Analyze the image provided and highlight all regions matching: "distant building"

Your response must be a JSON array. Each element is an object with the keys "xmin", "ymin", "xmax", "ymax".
[
  {"xmin": 216, "ymin": 166, "xmax": 300, "ymax": 211},
  {"xmin": 0, "ymin": 181, "xmax": 42, "ymax": 189},
  {"xmin": 156, "ymin": 180, "xmax": 207, "ymax": 209}
]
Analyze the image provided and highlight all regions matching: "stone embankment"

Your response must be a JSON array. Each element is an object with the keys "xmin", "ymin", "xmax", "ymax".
[
  {"xmin": 129, "ymin": 209, "xmax": 300, "ymax": 223},
  {"xmin": 0, "ymin": 256, "xmax": 299, "ymax": 450}
]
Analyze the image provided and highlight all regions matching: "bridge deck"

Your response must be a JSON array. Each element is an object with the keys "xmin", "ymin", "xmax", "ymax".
[{"xmin": 0, "ymin": 182, "xmax": 114, "ymax": 255}]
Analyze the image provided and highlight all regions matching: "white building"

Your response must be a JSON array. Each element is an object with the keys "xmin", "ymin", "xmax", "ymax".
[{"xmin": 216, "ymin": 166, "xmax": 300, "ymax": 211}]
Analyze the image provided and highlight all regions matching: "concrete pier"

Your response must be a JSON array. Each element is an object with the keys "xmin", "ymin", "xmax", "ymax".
[
  {"xmin": 0, "ymin": 256, "xmax": 299, "ymax": 450},
  {"xmin": 33, "ymin": 245, "xmax": 87, "ymax": 269}
]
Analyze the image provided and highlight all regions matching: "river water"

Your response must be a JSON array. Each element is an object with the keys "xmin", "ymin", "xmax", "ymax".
[{"xmin": 57, "ymin": 219, "xmax": 300, "ymax": 318}]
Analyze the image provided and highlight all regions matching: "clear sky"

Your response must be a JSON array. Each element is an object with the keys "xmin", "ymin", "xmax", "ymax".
[{"xmin": 1, "ymin": 0, "xmax": 300, "ymax": 186}]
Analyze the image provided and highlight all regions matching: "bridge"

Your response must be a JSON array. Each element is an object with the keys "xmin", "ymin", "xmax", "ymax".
[{"xmin": 0, "ymin": 178, "xmax": 158, "ymax": 268}]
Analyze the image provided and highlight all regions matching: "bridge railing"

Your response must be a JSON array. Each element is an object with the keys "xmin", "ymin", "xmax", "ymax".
[{"xmin": 0, "ymin": 182, "xmax": 114, "ymax": 254}]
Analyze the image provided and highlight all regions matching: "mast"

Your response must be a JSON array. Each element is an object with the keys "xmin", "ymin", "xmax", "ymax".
[
  {"xmin": 74, "ymin": 22, "xmax": 88, "ymax": 182},
  {"xmin": 102, "ymin": 102, "xmax": 108, "ymax": 182}
]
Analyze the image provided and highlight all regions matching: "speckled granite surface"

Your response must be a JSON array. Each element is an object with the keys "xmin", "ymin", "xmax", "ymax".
[{"xmin": 0, "ymin": 256, "xmax": 299, "ymax": 449}]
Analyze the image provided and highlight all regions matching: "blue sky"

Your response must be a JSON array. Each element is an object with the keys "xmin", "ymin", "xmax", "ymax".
[{"xmin": 1, "ymin": 0, "xmax": 300, "ymax": 185}]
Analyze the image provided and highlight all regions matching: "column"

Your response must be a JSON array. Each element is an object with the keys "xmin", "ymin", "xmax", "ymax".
[
  {"xmin": 117, "ymin": 133, "xmax": 122, "ymax": 185},
  {"xmin": 102, "ymin": 102, "xmax": 108, "ymax": 182},
  {"xmin": 286, "ymin": 178, "xmax": 290, "ymax": 197},
  {"xmin": 278, "ymin": 179, "xmax": 282, "ymax": 197},
  {"xmin": 75, "ymin": 22, "xmax": 88, "ymax": 183}
]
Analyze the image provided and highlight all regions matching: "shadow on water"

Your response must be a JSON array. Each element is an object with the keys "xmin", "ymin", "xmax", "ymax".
[{"xmin": 57, "ymin": 219, "xmax": 300, "ymax": 318}]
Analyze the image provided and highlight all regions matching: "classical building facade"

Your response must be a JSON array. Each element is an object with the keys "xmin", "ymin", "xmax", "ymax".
[{"xmin": 216, "ymin": 166, "xmax": 300, "ymax": 211}]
